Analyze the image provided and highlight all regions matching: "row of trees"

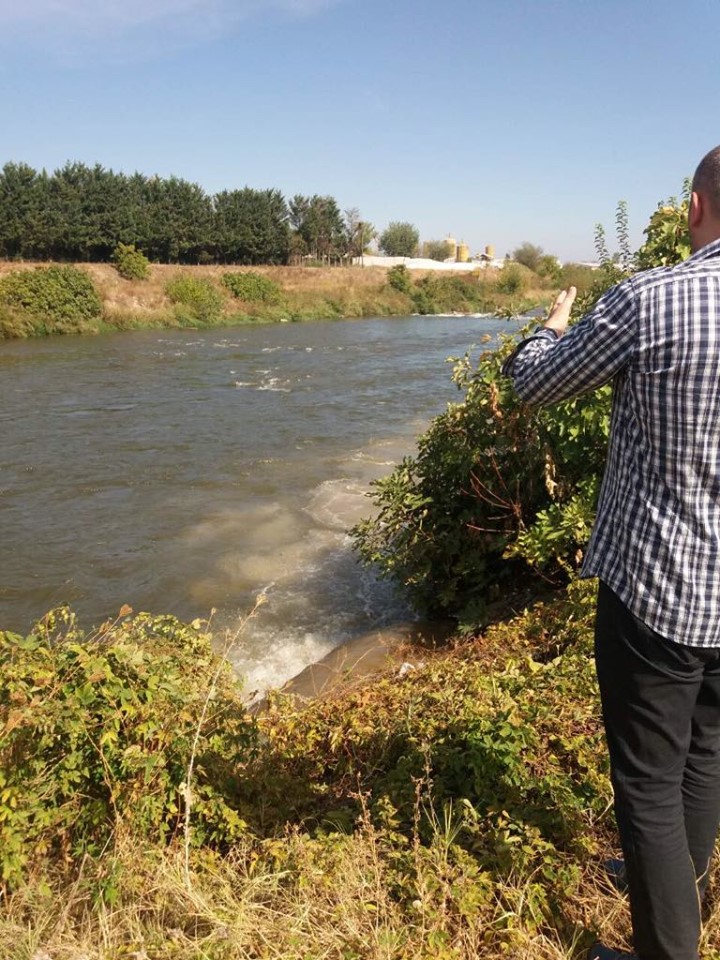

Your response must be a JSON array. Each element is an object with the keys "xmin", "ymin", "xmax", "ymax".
[{"xmin": 0, "ymin": 161, "xmax": 421, "ymax": 266}]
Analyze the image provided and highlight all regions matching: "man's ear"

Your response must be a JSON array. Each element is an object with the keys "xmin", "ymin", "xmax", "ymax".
[{"xmin": 689, "ymin": 191, "xmax": 704, "ymax": 230}]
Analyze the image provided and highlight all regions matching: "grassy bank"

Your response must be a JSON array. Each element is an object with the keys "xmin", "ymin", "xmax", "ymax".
[
  {"xmin": 0, "ymin": 260, "xmax": 557, "ymax": 340},
  {"xmin": 4, "ymin": 583, "xmax": 719, "ymax": 959}
]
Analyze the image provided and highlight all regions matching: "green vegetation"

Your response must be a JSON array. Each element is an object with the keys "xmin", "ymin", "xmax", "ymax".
[
  {"xmin": 344, "ymin": 206, "xmax": 376, "ymax": 260},
  {"xmin": 422, "ymin": 238, "xmax": 452, "ymax": 261},
  {"xmin": 511, "ymin": 241, "xmax": 546, "ymax": 271},
  {"xmin": 289, "ymin": 194, "xmax": 348, "ymax": 262},
  {"xmin": 384, "ymin": 264, "xmax": 539, "ymax": 318},
  {"xmin": 221, "ymin": 271, "xmax": 285, "ymax": 304},
  {"xmin": 0, "ymin": 259, "xmax": 556, "ymax": 340},
  {"xmin": 0, "ymin": 608, "xmax": 254, "ymax": 890},
  {"xmin": 112, "ymin": 242, "xmax": 151, "ymax": 280},
  {"xmin": 0, "ymin": 162, "xmax": 366, "ymax": 267},
  {"xmin": 215, "ymin": 187, "xmax": 291, "ymax": 265},
  {"xmin": 0, "ymin": 264, "xmax": 103, "ymax": 337},
  {"xmin": 387, "ymin": 263, "xmax": 413, "ymax": 293},
  {"xmin": 635, "ymin": 181, "xmax": 692, "ymax": 268},
  {"xmin": 8, "ymin": 580, "xmax": 719, "ymax": 957},
  {"xmin": 0, "ymin": 584, "xmax": 627, "ymax": 959},
  {"xmin": 494, "ymin": 263, "xmax": 529, "ymax": 295},
  {"xmin": 379, "ymin": 220, "xmax": 420, "ymax": 257},
  {"xmin": 165, "ymin": 275, "xmax": 225, "ymax": 325}
]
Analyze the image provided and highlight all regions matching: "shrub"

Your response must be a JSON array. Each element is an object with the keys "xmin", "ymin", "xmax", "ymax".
[
  {"xmin": 352, "ymin": 320, "xmax": 611, "ymax": 627},
  {"xmin": 559, "ymin": 262, "xmax": 601, "ymax": 294},
  {"xmin": 0, "ymin": 607, "xmax": 255, "ymax": 888},
  {"xmin": 511, "ymin": 242, "xmax": 545, "ymax": 271},
  {"xmin": 387, "ymin": 263, "xmax": 412, "ymax": 293},
  {"xmin": 411, "ymin": 273, "xmax": 480, "ymax": 314},
  {"xmin": 112, "ymin": 242, "xmax": 150, "ymax": 280},
  {"xmin": 0, "ymin": 265, "xmax": 103, "ymax": 335},
  {"xmin": 536, "ymin": 254, "xmax": 562, "ymax": 282},
  {"xmin": 221, "ymin": 271, "xmax": 285, "ymax": 304},
  {"xmin": 636, "ymin": 188, "xmax": 691, "ymax": 268},
  {"xmin": 422, "ymin": 238, "xmax": 452, "ymax": 261},
  {"xmin": 494, "ymin": 264, "xmax": 528, "ymax": 295},
  {"xmin": 165, "ymin": 275, "xmax": 224, "ymax": 324}
]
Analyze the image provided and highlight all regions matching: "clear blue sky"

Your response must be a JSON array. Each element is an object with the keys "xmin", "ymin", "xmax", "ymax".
[{"xmin": 0, "ymin": 0, "xmax": 717, "ymax": 261}]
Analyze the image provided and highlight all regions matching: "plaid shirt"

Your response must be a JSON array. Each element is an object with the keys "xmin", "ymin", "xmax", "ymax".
[{"xmin": 502, "ymin": 238, "xmax": 720, "ymax": 647}]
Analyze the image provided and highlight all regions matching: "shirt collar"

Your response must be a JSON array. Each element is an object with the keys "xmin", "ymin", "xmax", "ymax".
[{"xmin": 686, "ymin": 237, "xmax": 720, "ymax": 263}]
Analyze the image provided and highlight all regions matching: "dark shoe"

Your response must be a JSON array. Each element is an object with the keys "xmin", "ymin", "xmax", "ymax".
[
  {"xmin": 587, "ymin": 942, "xmax": 637, "ymax": 960},
  {"xmin": 603, "ymin": 856, "xmax": 628, "ymax": 893}
]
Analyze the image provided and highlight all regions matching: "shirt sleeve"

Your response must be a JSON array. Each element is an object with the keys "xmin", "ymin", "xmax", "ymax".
[{"xmin": 501, "ymin": 278, "xmax": 638, "ymax": 406}]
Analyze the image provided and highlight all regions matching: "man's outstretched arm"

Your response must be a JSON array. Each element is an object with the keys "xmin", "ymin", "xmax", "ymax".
[{"xmin": 502, "ymin": 279, "xmax": 637, "ymax": 405}]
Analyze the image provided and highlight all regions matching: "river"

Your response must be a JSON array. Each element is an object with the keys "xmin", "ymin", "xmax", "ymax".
[{"xmin": 0, "ymin": 314, "xmax": 516, "ymax": 694}]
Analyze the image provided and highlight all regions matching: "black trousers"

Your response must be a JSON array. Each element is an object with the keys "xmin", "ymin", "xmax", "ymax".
[{"xmin": 595, "ymin": 582, "xmax": 720, "ymax": 960}]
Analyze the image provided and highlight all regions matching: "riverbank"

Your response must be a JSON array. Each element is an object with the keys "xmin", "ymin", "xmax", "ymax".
[
  {"xmin": 5, "ymin": 580, "xmax": 704, "ymax": 959},
  {"xmin": 0, "ymin": 260, "xmax": 552, "ymax": 339}
]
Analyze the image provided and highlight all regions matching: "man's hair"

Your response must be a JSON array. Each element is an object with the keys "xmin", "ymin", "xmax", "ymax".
[{"xmin": 693, "ymin": 146, "xmax": 720, "ymax": 216}]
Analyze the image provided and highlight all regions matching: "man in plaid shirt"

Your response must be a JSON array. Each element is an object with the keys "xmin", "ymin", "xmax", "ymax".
[{"xmin": 503, "ymin": 146, "xmax": 720, "ymax": 960}]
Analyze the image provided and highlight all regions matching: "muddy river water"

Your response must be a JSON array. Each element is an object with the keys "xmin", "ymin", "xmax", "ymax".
[{"xmin": 0, "ymin": 313, "xmax": 516, "ymax": 694}]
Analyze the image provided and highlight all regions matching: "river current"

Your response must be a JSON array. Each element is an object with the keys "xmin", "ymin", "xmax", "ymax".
[{"xmin": 0, "ymin": 314, "xmax": 515, "ymax": 694}]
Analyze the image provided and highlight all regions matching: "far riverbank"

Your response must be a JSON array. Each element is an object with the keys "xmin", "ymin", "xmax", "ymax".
[{"xmin": 0, "ymin": 260, "xmax": 551, "ymax": 339}]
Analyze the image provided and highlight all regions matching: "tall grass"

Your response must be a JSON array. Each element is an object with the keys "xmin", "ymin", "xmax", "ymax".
[{"xmin": 0, "ymin": 802, "xmax": 644, "ymax": 960}]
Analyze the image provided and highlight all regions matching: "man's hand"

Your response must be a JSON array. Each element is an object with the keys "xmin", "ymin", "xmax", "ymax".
[{"xmin": 544, "ymin": 286, "xmax": 577, "ymax": 336}]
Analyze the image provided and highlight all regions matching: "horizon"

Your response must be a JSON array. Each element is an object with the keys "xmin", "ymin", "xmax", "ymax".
[{"xmin": 1, "ymin": 0, "xmax": 716, "ymax": 261}]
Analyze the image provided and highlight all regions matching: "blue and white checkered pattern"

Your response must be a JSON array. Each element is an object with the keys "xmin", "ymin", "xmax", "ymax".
[{"xmin": 503, "ymin": 238, "xmax": 720, "ymax": 647}]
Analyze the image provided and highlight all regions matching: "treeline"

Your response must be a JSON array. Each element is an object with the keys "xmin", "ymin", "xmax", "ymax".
[{"xmin": 0, "ymin": 161, "xmax": 372, "ymax": 266}]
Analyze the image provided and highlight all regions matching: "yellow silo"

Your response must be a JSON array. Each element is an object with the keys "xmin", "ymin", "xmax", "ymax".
[
  {"xmin": 445, "ymin": 235, "xmax": 457, "ymax": 260},
  {"xmin": 457, "ymin": 241, "xmax": 470, "ymax": 263},
  {"xmin": 485, "ymin": 244, "xmax": 495, "ymax": 260}
]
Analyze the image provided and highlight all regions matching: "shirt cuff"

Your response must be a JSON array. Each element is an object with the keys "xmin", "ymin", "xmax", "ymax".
[{"xmin": 501, "ymin": 327, "xmax": 559, "ymax": 377}]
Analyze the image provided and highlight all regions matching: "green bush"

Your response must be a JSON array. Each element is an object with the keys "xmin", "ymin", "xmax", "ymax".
[
  {"xmin": 411, "ymin": 273, "xmax": 480, "ymax": 314},
  {"xmin": 387, "ymin": 263, "xmax": 412, "ymax": 293},
  {"xmin": 0, "ymin": 607, "xmax": 255, "ymax": 888},
  {"xmin": 636, "ymin": 187, "xmax": 691, "ymax": 268},
  {"xmin": 352, "ymin": 321, "xmax": 611, "ymax": 627},
  {"xmin": 494, "ymin": 264, "xmax": 528, "ymax": 295},
  {"xmin": 0, "ymin": 265, "xmax": 103, "ymax": 335},
  {"xmin": 559, "ymin": 262, "xmax": 601, "ymax": 294},
  {"xmin": 221, "ymin": 271, "xmax": 285, "ymax": 304},
  {"xmin": 112, "ymin": 242, "xmax": 150, "ymax": 280},
  {"xmin": 165, "ymin": 275, "xmax": 224, "ymax": 324}
]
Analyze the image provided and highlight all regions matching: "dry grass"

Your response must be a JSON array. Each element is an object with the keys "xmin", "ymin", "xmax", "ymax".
[
  {"xmin": 0, "ymin": 261, "xmax": 550, "ymax": 335},
  {"xmin": 6, "ymin": 832, "xmax": 720, "ymax": 960},
  {"xmin": 0, "ymin": 820, "xmax": 650, "ymax": 960}
]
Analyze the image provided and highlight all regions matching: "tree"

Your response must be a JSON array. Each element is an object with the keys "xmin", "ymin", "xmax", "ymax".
[
  {"xmin": 422, "ymin": 239, "xmax": 450, "ymax": 261},
  {"xmin": 379, "ymin": 221, "xmax": 419, "ymax": 258},
  {"xmin": 536, "ymin": 254, "xmax": 562, "ymax": 281},
  {"xmin": 344, "ymin": 207, "xmax": 376, "ymax": 260},
  {"xmin": 215, "ymin": 188, "xmax": 290, "ymax": 265},
  {"xmin": 142, "ymin": 175, "xmax": 214, "ymax": 263},
  {"xmin": 289, "ymin": 194, "xmax": 346, "ymax": 262},
  {"xmin": 512, "ymin": 242, "xmax": 545, "ymax": 272},
  {"xmin": 0, "ymin": 162, "xmax": 43, "ymax": 259}
]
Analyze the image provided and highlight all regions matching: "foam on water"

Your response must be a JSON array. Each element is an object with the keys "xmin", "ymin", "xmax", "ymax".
[{"xmin": 210, "ymin": 438, "xmax": 418, "ymax": 697}]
